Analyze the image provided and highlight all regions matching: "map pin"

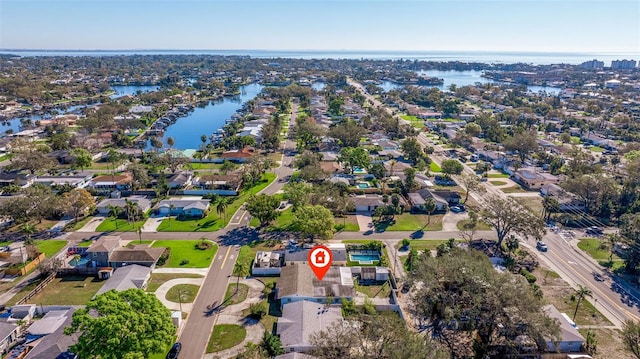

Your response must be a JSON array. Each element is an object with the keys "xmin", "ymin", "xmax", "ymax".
[{"xmin": 308, "ymin": 245, "xmax": 333, "ymax": 281}]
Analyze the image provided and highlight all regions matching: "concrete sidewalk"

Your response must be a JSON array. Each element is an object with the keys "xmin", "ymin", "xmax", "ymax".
[
  {"xmin": 77, "ymin": 216, "xmax": 107, "ymax": 232},
  {"xmin": 155, "ymin": 277, "xmax": 206, "ymax": 312}
]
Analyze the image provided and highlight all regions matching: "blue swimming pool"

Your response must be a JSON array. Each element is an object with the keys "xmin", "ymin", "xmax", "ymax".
[
  {"xmin": 70, "ymin": 257, "xmax": 91, "ymax": 267},
  {"xmin": 350, "ymin": 253, "xmax": 381, "ymax": 264},
  {"xmin": 356, "ymin": 182, "xmax": 370, "ymax": 189}
]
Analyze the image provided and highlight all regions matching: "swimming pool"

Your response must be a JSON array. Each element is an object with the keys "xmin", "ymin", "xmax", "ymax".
[
  {"xmin": 356, "ymin": 182, "xmax": 370, "ymax": 189},
  {"xmin": 353, "ymin": 167, "xmax": 368, "ymax": 174},
  {"xmin": 70, "ymin": 257, "xmax": 91, "ymax": 267},
  {"xmin": 349, "ymin": 253, "xmax": 381, "ymax": 264}
]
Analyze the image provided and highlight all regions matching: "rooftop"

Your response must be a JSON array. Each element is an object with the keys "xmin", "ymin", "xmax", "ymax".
[
  {"xmin": 277, "ymin": 300, "xmax": 343, "ymax": 349},
  {"xmin": 278, "ymin": 263, "xmax": 355, "ymax": 299}
]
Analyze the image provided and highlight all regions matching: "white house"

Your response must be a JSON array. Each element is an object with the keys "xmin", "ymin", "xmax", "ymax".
[
  {"xmin": 96, "ymin": 196, "xmax": 151, "ymax": 215},
  {"xmin": 544, "ymin": 305, "xmax": 585, "ymax": 353},
  {"xmin": 157, "ymin": 199, "xmax": 210, "ymax": 217}
]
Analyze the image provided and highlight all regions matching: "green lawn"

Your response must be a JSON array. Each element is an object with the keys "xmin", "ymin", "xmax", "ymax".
[
  {"xmin": 489, "ymin": 180, "xmax": 507, "ymax": 186},
  {"xmin": 589, "ymin": 146, "xmax": 605, "ymax": 153},
  {"xmin": 570, "ymin": 136, "xmax": 581, "ymax": 144},
  {"xmin": 578, "ymin": 238, "xmax": 624, "ymax": 270},
  {"xmin": 8, "ymin": 275, "xmax": 105, "ymax": 306},
  {"xmin": 96, "ymin": 218, "xmax": 146, "ymax": 232},
  {"xmin": 224, "ymin": 283, "xmax": 249, "ymax": 305},
  {"xmin": 185, "ymin": 162, "xmax": 223, "ymax": 170},
  {"xmin": 429, "ymin": 162, "xmax": 442, "ymax": 172},
  {"xmin": 401, "ymin": 115, "xmax": 425, "ymax": 129},
  {"xmin": 151, "ymin": 240, "xmax": 218, "ymax": 268},
  {"xmin": 126, "ymin": 240, "xmax": 152, "ymax": 248},
  {"xmin": 166, "ymin": 284, "xmax": 200, "ymax": 303},
  {"xmin": 69, "ymin": 216, "xmax": 93, "ymax": 231},
  {"xmin": 206, "ymin": 324, "xmax": 246, "ymax": 353},
  {"xmin": 400, "ymin": 239, "xmax": 461, "ymax": 251},
  {"xmin": 487, "ymin": 173, "xmax": 510, "ymax": 178},
  {"xmin": 455, "ymin": 220, "xmax": 492, "ymax": 231},
  {"xmin": 147, "ymin": 273, "xmax": 204, "ymax": 292},
  {"xmin": 335, "ymin": 215, "xmax": 360, "ymax": 232},
  {"xmin": 158, "ymin": 173, "xmax": 276, "ymax": 232},
  {"xmin": 77, "ymin": 240, "xmax": 94, "ymax": 247},
  {"xmin": 35, "ymin": 240, "xmax": 67, "ymax": 257},
  {"xmin": 500, "ymin": 186, "xmax": 526, "ymax": 193},
  {"xmin": 0, "ymin": 154, "xmax": 10, "ymax": 162},
  {"xmin": 357, "ymin": 282, "xmax": 392, "ymax": 298},
  {"xmin": 270, "ymin": 208, "xmax": 296, "ymax": 230},
  {"xmin": 0, "ymin": 240, "xmax": 11, "ymax": 247},
  {"xmin": 382, "ymin": 213, "xmax": 443, "ymax": 231}
]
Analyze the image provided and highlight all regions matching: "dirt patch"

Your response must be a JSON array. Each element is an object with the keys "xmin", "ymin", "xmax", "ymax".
[{"xmin": 579, "ymin": 327, "xmax": 628, "ymax": 359}]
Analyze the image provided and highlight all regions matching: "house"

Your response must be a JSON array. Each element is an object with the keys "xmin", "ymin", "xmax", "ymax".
[
  {"xmin": 157, "ymin": 199, "xmax": 210, "ymax": 217},
  {"xmin": 253, "ymin": 244, "xmax": 348, "ymax": 276},
  {"xmin": 374, "ymin": 139, "xmax": 400, "ymax": 151},
  {"xmin": 86, "ymin": 236, "xmax": 121, "ymax": 267},
  {"xmin": 95, "ymin": 264, "xmax": 152, "ymax": 296},
  {"xmin": 23, "ymin": 308, "xmax": 78, "ymax": 359},
  {"xmin": 284, "ymin": 244, "xmax": 348, "ymax": 266},
  {"xmin": 253, "ymin": 251, "xmax": 284, "ymax": 276},
  {"xmin": 167, "ymin": 171, "xmax": 193, "ymax": 189},
  {"xmin": 34, "ymin": 174, "xmax": 92, "ymax": 189},
  {"xmin": 220, "ymin": 146, "xmax": 256, "ymax": 163},
  {"xmin": 277, "ymin": 300, "xmax": 343, "ymax": 354},
  {"xmin": 0, "ymin": 321, "xmax": 20, "ymax": 356},
  {"xmin": 408, "ymin": 192, "xmax": 442, "ymax": 213},
  {"xmin": 95, "ymin": 196, "xmax": 151, "ymax": 215},
  {"xmin": 351, "ymin": 195, "xmax": 384, "ymax": 212},
  {"xmin": 89, "ymin": 173, "xmax": 133, "ymax": 193},
  {"xmin": 194, "ymin": 174, "xmax": 242, "ymax": 192},
  {"xmin": 382, "ymin": 160, "xmax": 411, "ymax": 175},
  {"xmin": 277, "ymin": 263, "xmax": 355, "ymax": 305},
  {"xmin": 0, "ymin": 172, "xmax": 35, "ymax": 188},
  {"xmin": 86, "ymin": 237, "xmax": 165, "ymax": 269},
  {"xmin": 544, "ymin": 305, "xmax": 585, "ymax": 353},
  {"xmin": 350, "ymin": 266, "xmax": 390, "ymax": 283},
  {"xmin": 513, "ymin": 168, "xmax": 560, "ymax": 190}
]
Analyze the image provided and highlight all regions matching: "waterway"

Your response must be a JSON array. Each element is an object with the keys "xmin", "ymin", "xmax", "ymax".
[
  {"xmin": 415, "ymin": 70, "xmax": 561, "ymax": 95},
  {"xmin": 110, "ymin": 85, "xmax": 160, "ymax": 99},
  {"xmin": 150, "ymin": 83, "xmax": 263, "ymax": 150}
]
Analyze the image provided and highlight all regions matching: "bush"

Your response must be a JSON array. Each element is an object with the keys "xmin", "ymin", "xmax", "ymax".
[
  {"xmin": 196, "ymin": 239, "xmax": 211, "ymax": 250},
  {"xmin": 180, "ymin": 259, "xmax": 190, "ymax": 266},
  {"xmin": 157, "ymin": 248, "xmax": 171, "ymax": 266},
  {"xmin": 248, "ymin": 301, "xmax": 267, "ymax": 319},
  {"xmin": 401, "ymin": 238, "xmax": 410, "ymax": 249},
  {"xmin": 519, "ymin": 268, "xmax": 537, "ymax": 284}
]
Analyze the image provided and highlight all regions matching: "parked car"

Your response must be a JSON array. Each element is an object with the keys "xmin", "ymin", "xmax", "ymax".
[
  {"xmin": 536, "ymin": 241, "xmax": 548, "ymax": 252},
  {"xmin": 586, "ymin": 226, "xmax": 604, "ymax": 235},
  {"xmin": 450, "ymin": 206, "xmax": 464, "ymax": 213},
  {"xmin": 166, "ymin": 342, "xmax": 182, "ymax": 359}
]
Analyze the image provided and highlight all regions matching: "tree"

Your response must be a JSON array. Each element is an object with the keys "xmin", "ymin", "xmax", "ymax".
[
  {"xmin": 166, "ymin": 136, "xmax": 175, "ymax": 149},
  {"xmin": 216, "ymin": 198, "xmax": 229, "ymax": 223},
  {"xmin": 72, "ymin": 148, "xmax": 93, "ymax": 172},
  {"xmin": 233, "ymin": 262, "xmax": 247, "ymax": 292},
  {"xmin": 424, "ymin": 198, "xmax": 436, "ymax": 227},
  {"xmin": 311, "ymin": 312, "xmax": 447, "ymax": 359},
  {"xmin": 410, "ymin": 248, "xmax": 559, "ymax": 358},
  {"xmin": 127, "ymin": 162, "xmax": 150, "ymax": 190},
  {"xmin": 62, "ymin": 188, "xmax": 95, "ymax": 224},
  {"xmin": 107, "ymin": 205, "xmax": 122, "ymax": 230},
  {"xmin": 572, "ymin": 285, "xmax": 592, "ymax": 321},
  {"xmin": 459, "ymin": 174, "xmax": 483, "ymax": 204},
  {"xmin": 338, "ymin": 147, "xmax": 370, "ymax": 174},
  {"xmin": 283, "ymin": 181, "xmax": 312, "ymax": 211},
  {"xmin": 64, "ymin": 289, "xmax": 175, "ymax": 359},
  {"xmin": 124, "ymin": 199, "xmax": 140, "ymax": 225},
  {"xmin": 293, "ymin": 205, "xmax": 335, "ymax": 241},
  {"xmin": 623, "ymin": 320, "xmax": 640, "ymax": 359},
  {"xmin": 541, "ymin": 195, "xmax": 559, "ymax": 221},
  {"xmin": 562, "ymin": 174, "xmax": 618, "ymax": 217},
  {"xmin": 503, "ymin": 131, "xmax": 539, "ymax": 163},
  {"xmin": 7, "ymin": 140, "xmax": 56, "ymax": 174},
  {"xmin": 328, "ymin": 120, "xmax": 366, "ymax": 147},
  {"xmin": 403, "ymin": 167, "xmax": 417, "ymax": 193},
  {"xmin": 584, "ymin": 329, "xmax": 598, "ymax": 355},
  {"xmin": 261, "ymin": 331, "xmax": 284, "ymax": 357},
  {"xmin": 401, "ymin": 137, "xmax": 424, "ymax": 163},
  {"xmin": 480, "ymin": 195, "xmax": 545, "ymax": 248},
  {"xmin": 441, "ymin": 159, "xmax": 463, "ymax": 177},
  {"xmin": 459, "ymin": 210, "xmax": 480, "ymax": 242},
  {"xmin": 246, "ymin": 194, "xmax": 281, "ymax": 227}
]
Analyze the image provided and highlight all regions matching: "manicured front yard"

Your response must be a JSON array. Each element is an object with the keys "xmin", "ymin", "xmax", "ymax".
[
  {"xmin": 400, "ymin": 239, "xmax": 462, "ymax": 251},
  {"xmin": 578, "ymin": 238, "xmax": 624, "ymax": 270},
  {"xmin": 487, "ymin": 172, "xmax": 510, "ymax": 178},
  {"xmin": 381, "ymin": 213, "xmax": 443, "ymax": 231},
  {"xmin": 146, "ymin": 273, "xmax": 204, "ymax": 292},
  {"xmin": 455, "ymin": 220, "xmax": 492, "ymax": 231},
  {"xmin": 166, "ymin": 284, "xmax": 200, "ymax": 303},
  {"xmin": 8, "ymin": 275, "xmax": 105, "ymax": 306},
  {"xmin": 489, "ymin": 180, "xmax": 507, "ymax": 186},
  {"xmin": 35, "ymin": 240, "xmax": 67, "ymax": 257},
  {"xmin": 96, "ymin": 217, "xmax": 146, "ymax": 232},
  {"xmin": 429, "ymin": 162, "xmax": 442, "ymax": 172},
  {"xmin": 589, "ymin": 146, "xmax": 605, "ymax": 153},
  {"xmin": 151, "ymin": 240, "xmax": 218, "ymax": 268},
  {"xmin": 69, "ymin": 216, "xmax": 93, "ymax": 231},
  {"xmin": 500, "ymin": 185, "xmax": 527, "ymax": 193},
  {"xmin": 224, "ymin": 283, "xmax": 249, "ymax": 305},
  {"xmin": 206, "ymin": 324, "xmax": 246, "ymax": 353},
  {"xmin": 335, "ymin": 215, "xmax": 360, "ymax": 232}
]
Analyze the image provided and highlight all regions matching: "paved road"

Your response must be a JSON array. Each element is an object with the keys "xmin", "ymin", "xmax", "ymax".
[
  {"xmin": 178, "ymin": 245, "xmax": 240, "ymax": 359},
  {"xmin": 349, "ymin": 77, "xmax": 640, "ymax": 327}
]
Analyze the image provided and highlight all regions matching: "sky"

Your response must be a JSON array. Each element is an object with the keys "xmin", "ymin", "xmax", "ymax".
[{"xmin": 1, "ymin": 0, "xmax": 639, "ymax": 53}]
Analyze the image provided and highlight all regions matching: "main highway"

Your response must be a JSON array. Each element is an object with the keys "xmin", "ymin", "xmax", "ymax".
[{"xmin": 348, "ymin": 78, "xmax": 640, "ymax": 327}]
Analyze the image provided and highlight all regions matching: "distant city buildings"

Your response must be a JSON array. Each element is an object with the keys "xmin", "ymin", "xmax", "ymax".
[
  {"xmin": 611, "ymin": 59, "xmax": 637, "ymax": 69},
  {"xmin": 580, "ymin": 59, "xmax": 604, "ymax": 70}
]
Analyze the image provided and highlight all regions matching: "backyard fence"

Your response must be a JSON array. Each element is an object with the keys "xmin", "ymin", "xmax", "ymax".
[{"xmin": 15, "ymin": 272, "xmax": 56, "ymax": 306}]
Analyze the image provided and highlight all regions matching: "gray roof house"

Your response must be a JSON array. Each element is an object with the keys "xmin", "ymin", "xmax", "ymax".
[
  {"xmin": 167, "ymin": 171, "xmax": 193, "ymax": 189},
  {"xmin": 95, "ymin": 264, "xmax": 152, "ymax": 296},
  {"xmin": 544, "ymin": 305, "xmax": 585, "ymax": 353},
  {"xmin": 277, "ymin": 300, "xmax": 343, "ymax": 353},
  {"xmin": 0, "ymin": 321, "xmax": 20, "ymax": 356},
  {"xmin": 157, "ymin": 199, "xmax": 210, "ymax": 217},
  {"xmin": 351, "ymin": 195, "xmax": 385, "ymax": 213},
  {"xmin": 24, "ymin": 308, "xmax": 78, "ymax": 359},
  {"xmin": 277, "ymin": 263, "xmax": 355, "ymax": 306}
]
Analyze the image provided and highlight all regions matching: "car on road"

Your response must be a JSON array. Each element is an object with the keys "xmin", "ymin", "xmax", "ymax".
[
  {"xmin": 166, "ymin": 342, "xmax": 182, "ymax": 359},
  {"xmin": 536, "ymin": 241, "xmax": 548, "ymax": 252},
  {"xmin": 593, "ymin": 272, "xmax": 605, "ymax": 282},
  {"xmin": 586, "ymin": 226, "xmax": 604, "ymax": 235}
]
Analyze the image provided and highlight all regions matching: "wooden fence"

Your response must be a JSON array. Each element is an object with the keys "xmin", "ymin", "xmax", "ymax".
[
  {"xmin": 16, "ymin": 272, "xmax": 56, "ymax": 305},
  {"xmin": 4, "ymin": 253, "xmax": 46, "ymax": 276}
]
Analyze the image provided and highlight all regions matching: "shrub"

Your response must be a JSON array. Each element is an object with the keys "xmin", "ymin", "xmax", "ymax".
[
  {"xmin": 519, "ymin": 268, "xmax": 537, "ymax": 284},
  {"xmin": 248, "ymin": 301, "xmax": 267, "ymax": 319},
  {"xmin": 180, "ymin": 259, "xmax": 190, "ymax": 266},
  {"xmin": 401, "ymin": 238, "xmax": 410, "ymax": 249},
  {"xmin": 157, "ymin": 248, "xmax": 171, "ymax": 266},
  {"xmin": 195, "ymin": 240, "xmax": 211, "ymax": 250}
]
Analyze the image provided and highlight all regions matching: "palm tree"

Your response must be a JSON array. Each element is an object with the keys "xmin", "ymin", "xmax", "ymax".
[
  {"xmin": 107, "ymin": 205, "xmax": 122, "ymax": 230},
  {"xmin": 22, "ymin": 223, "xmax": 36, "ymax": 244},
  {"xmin": 424, "ymin": 198, "xmax": 436, "ymax": 228},
  {"xmin": 137, "ymin": 226, "xmax": 143, "ymax": 244},
  {"xmin": 573, "ymin": 285, "xmax": 593, "ymax": 321},
  {"xmin": 389, "ymin": 159, "xmax": 397, "ymax": 176},
  {"xmin": 72, "ymin": 253, "xmax": 81, "ymax": 267},
  {"xmin": 217, "ymin": 198, "xmax": 228, "ymax": 223},
  {"xmin": 232, "ymin": 262, "xmax": 247, "ymax": 293},
  {"xmin": 168, "ymin": 203, "xmax": 176, "ymax": 227},
  {"xmin": 124, "ymin": 200, "xmax": 139, "ymax": 227}
]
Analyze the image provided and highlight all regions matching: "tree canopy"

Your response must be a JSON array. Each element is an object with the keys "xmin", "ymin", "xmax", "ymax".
[
  {"xmin": 246, "ymin": 194, "xmax": 281, "ymax": 227},
  {"xmin": 480, "ymin": 195, "xmax": 546, "ymax": 247},
  {"xmin": 64, "ymin": 289, "xmax": 175, "ymax": 359},
  {"xmin": 338, "ymin": 147, "xmax": 370, "ymax": 174},
  {"xmin": 440, "ymin": 159, "xmax": 464, "ymax": 177},
  {"xmin": 293, "ymin": 205, "xmax": 335, "ymax": 240}
]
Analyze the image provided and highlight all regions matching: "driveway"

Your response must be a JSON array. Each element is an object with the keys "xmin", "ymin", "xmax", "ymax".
[
  {"xmin": 155, "ymin": 277, "xmax": 206, "ymax": 313},
  {"xmin": 76, "ymin": 216, "xmax": 107, "ymax": 232},
  {"xmin": 141, "ymin": 214, "xmax": 165, "ymax": 232},
  {"xmin": 354, "ymin": 213, "xmax": 372, "ymax": 232},
  {"xmin": 442, "ymin": 211, "xmax": 468, "ymax": 232}
]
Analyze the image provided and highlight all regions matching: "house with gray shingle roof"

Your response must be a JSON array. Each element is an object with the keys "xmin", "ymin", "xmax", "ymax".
[
  {"xmin": 277, "ymin": 264, "xmax": 355, "ymax": 306},
  {"xmin": 95, "ymin": 264, "xmax": 151, "ymax": 296},
  {"xmin": 277, "ymin": 300, "xmax": 343, "ymax": 353},
  {"xmin": 157, "ymin": 199, "xmax": 210, "ymax": 218}
]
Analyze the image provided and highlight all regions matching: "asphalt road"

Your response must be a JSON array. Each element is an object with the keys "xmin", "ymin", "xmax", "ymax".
[{"xmin": 178, "ymin": 245, "xmax": 240, "ymax": 359}]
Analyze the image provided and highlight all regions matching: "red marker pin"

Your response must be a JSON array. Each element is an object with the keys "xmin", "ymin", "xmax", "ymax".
[{"xmin": 308, "ymin": 245, "xmax": 333, "ymax": 281}]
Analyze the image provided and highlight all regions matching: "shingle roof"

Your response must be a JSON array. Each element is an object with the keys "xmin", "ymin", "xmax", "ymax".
[
  {"xmin": 95, "ymin": 264, "xmax": 152, "ymax": 296},
  {"xmin": 24, "ymin": 308, "xmax": 78, "ymax": 359},
  {"xmin": 108, "ymin": 247, "xmax": 165, "ymax": 264},
  {"xmin": 86, "ymin": 236, "xmax": 121, "ymax": 253},
  {"xmin": 544, "ymin": 304, "xmax": 585, "ymax": 343},
  {"xmin": 278, "ymin": 264, "xmax": 355, "ymax": 299},
  {"xmin": 277, "ymin": 300, "xmax": 343, "ymax": 349},
  {"xmin": 0, "ymin": 321, "xmax": 18, "ymax": 342},
  {"xmin": 157, "ymin": 199, "xmax": 210, "ymax": 209}
]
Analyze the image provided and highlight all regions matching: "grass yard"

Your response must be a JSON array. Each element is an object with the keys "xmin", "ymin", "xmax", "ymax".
[
  {"xmin": 0, "ymin": 240, "xmax": 11, "ymax": 247},
  {"xmin": 513, "ymin": 196, "xmax": 544, "ymax": 216},
  {"xmin": 35, "ymin": 240, "xmax": 67, "ymax": 257},
  {"xmin": 69, "ymin": 216, "xmax": 93, "ymax": 231},
  {"xmin": 500, "ymin": 186, "xmax": 527, "ymax": 193},
  {"xmin": 206, "ymin": 324, "xmax": 246, "ymax": 353},
  {"xmin": 126, "ymin": 240, "xmax": 152, "ymax": 248},
  {"xmin": 335, "ymin": 215, "xmax": 360, "ymax": 232},
  {"xmin": 455, "ymin": 219, "xmax": 492, "ymax": 231},
  {"xmin": 185, "ymin": 162, "xmax": 222, "ymax": 170},
  {"xmin": 96, "ymin": 217, "xmax": 146, "ymax": 232},
  {"xmin": 158, "ymin": 173, "xmax": 276, "ymax": 232},
  {"xmin": 357, "ymin": 282, "xmax": 392, "ymax": 298},
  {"xmin": 166, "ymin": 284, "xmax": 200, "ymax": 303},
  {"xmin": 147, "ymin": 273, "xmax": 204, "ymax": 292},
  {"xmin": 578, "ymin": 238, "xmax": 624, "ymax": 270},
  {"xmin": 589, "ymin": 146, "xmax": 605, "ymax": 153},
  {"xmin": 487, "ymin": 172, "xmax": 510, "ymax": 178},
  {"xmin": 8, "ymin": 275, "xmax": 105, "ymax": 306},
  {"xmin": 400, "ymin": 239, "xmax": 461, "ymax": 251},
  {"xmin": 382, "ymin": 213, "xmax": 443, "ymax": 231},
  {"xmin": 489, "ymin": 180, "xmax": 507, "ymax": 186},
  {"xmin": 429, "ymin": 162, "xmax": 442, "ymax": 172},
  {"xmin": 236, "ymin": 240, "xmax": 284, "ymax": 270},
  {"xmin": 152, "ymin": 240, "xmax": 218, "ymax": 268},
  {"xmin": 224, "ymin": 283, "xmax": 249, "ymax": 305},
  {"xmin": 270, "ymin": 207, "xmax": 296, "ymax": 231},
  {"xmin": 540, "ymin": 285, "xmax": 611, "ymax": 326}
]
